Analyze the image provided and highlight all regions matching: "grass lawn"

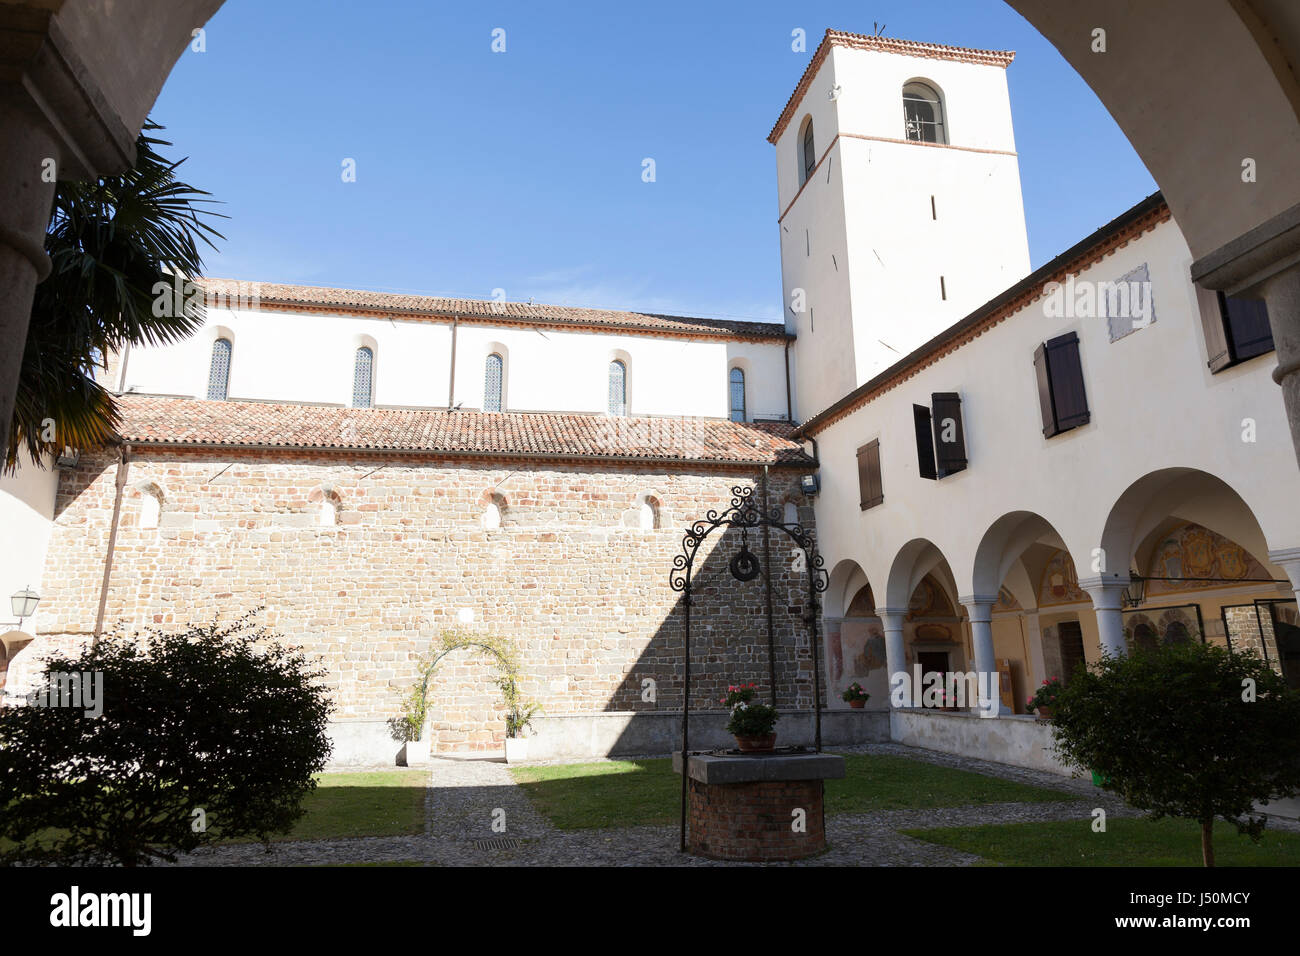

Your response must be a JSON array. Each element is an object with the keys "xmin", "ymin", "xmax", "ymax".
[
  {"xmin": 511, "ymin": 759, "xmax": 680, "ymax": 829},
  {"xmin": 510, "ymin": 753, "xmax": 1072, "ymax": 830},
  {"xmin": 826, "ymin": 754, "xmax": 1070, "ymax": 813},
  {"xmin": 0, "ymin": 769, "xmax": 428, "ymax": 857},
  {"xmin": 267, "ymin": 769, "xmax": 428, "ymax": 842},
  {"xmin": 902, "ymin": 817, "xmax": 1300, "ymax": 866}
]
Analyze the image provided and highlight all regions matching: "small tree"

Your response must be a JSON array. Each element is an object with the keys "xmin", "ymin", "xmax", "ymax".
[
  {"xmin": 0, "ymin": 615, "xmax": 333, "ymax": 865},
  {"xmin": 1050, "ymin": 642, "xmax": 1300, "ymax": 866}
]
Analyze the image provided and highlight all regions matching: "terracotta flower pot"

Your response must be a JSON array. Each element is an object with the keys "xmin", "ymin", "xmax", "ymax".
[
  {"xmin": 1036, "ymin": 706, "xmax": 1054, "ymax": 720},
  {"xmin": 848, "ymin": 699, "xmax": 866, "ymax": 709},
  {"xmin": 735, "ymin": 734, "xmax": 777, "ymax": 753}
]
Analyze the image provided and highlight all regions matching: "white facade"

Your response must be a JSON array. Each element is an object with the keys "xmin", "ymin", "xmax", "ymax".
[
  {"xmin": 0, "ymin": 460, "xmax": 58, "ymax": 616},
  {"xmin": 811, "ymin": 214, "xmax": 1300, "ymax": 607},
  {"xmin": 117, "ymin": 303, "xmax": 792, "ymax": 422},
  {"xmin": 774, "ymin": 39, "xmax": 1031, "ymax": 420}
]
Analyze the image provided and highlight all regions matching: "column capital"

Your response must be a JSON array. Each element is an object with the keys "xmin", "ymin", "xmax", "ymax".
[
  {"xmin": 959, "ymin": 594, "xmax": 999, "ymax": 624},
  {"xmin": 1077, "ymin": 574, "xmax": 1130, "ymax": 610},
  {"xmin": 877, "ymin": 607, "xmax": 908, "ymax": 626}
]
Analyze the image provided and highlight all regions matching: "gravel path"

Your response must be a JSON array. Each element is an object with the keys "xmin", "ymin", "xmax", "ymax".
[{"xmin": 165, "ymin": 742, "xmax": 1215, "ymax": 867}]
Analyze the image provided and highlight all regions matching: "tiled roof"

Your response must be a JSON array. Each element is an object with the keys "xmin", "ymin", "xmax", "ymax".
[
  {"xmin": 113, "ymin": 396, "xmax": 813, "ymax": 466},
  {"xmin": 199, "ymin": 278, "xmax": 790, "ymax": 342},
  {"xmin": 768, "ymin": 30, "xmax": 1016, "ymax": 144}
]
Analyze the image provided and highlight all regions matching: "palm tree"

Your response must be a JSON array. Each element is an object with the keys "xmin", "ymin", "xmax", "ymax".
[{"xmin": 6, "ymin": 120, "xmax": 224, "ymax": 471}]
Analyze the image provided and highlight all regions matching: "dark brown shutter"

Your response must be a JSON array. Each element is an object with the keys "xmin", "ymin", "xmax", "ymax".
[
  {"xmin": 931, "ymin": 392, "xmax": 967, "ymax": 476},
  {"xmin": 1041, "ymin": 332, "xmax": 1089, "ymax": 434},
  {"xmin": 913, "ymin": 405, "xmax": 937, "ymax": 480},
  {"xmin": 1033, "ymin": 343, "xmax": 1059, "ymax": 437},
  {"xmin": 1202, "ymin": 293, "xmax": 1234, "ymax": 372},
  {"xmin": 857, "ymin": 440, "xmax": 883, "ymax": 510},
  {"xmin": 1223, "ymin": 293, "xmax": 1274, "ymax": 363}
]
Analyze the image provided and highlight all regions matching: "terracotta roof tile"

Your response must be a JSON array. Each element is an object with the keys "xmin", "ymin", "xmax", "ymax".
[
  {"xmin": 199, "ymin": 278, "xmax": 789, "ymax": 342},
  {"xmin": 113, "ymin": 396, "xmax": 813, "ymax": 466}
]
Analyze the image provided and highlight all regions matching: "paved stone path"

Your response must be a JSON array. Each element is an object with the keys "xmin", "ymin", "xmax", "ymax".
[{"xmin": 163, "ymin": 743, "xmax": 1298, "ymax": 867}]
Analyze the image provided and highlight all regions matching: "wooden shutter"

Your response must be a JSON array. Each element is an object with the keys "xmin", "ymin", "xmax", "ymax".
[
  {"xmin": 913, "ymin": 405, "xmax": 937, "ymax": 480},
  {"xmin": 1202, "ymin": 293, "xmax": 1234, "ymax": 372},
  {"xmin": 857, "ymin": 440, "xmax": 883, "ymax": 510},
  {"xmin": 931, "ymin": 392, "xmax": 967, "ymax": 476},
  {"xmin": 1036, "ymin": 332, "xmax": 1089, "ymax": 436},
  {"xmin": 1032, "ymin": 343, "xmax": 1058, "ymax": 437}
]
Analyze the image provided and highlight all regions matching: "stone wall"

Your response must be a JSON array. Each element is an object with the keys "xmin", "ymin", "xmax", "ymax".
[{"xmin": 32, "ymin": 449, "xmax": 818, "ymax": 759}]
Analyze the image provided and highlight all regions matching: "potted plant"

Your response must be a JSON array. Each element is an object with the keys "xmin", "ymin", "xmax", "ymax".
[
  {"xmin": 723, "ymin": 683, "xmax": 779, "ymax": 752},
  {"xmin": 498, "ymin": 674, "xmax": 541, "ymax": 763},
  {"xmin": 398, "ymin": 677, "xmax": 429, "ymax": 767},
  {"xmin": 841, "ymin": 682, "xmax": 870, "ymax": 709},
  {"xmin": 1026, "ymin": 676, "xmax": 1063, "ymax": 719}
]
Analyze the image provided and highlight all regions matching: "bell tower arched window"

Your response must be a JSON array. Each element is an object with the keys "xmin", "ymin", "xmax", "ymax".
[
  {"xmin": 903, "ymin": 81, "xmax": 946, "ymax": 144},
  {"xmin": 798, "ymin": 116, "xmax": 816, "ymax": 185}
]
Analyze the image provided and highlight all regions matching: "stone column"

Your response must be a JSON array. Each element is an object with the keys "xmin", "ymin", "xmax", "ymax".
[
  {"xmin": 878, "ymin": 607, "xmax": 908, "ymax": 707},
  {"xmin": 1080, "ymin": 577, "xmax": 1129, "ymax": 658},
  {"xmin": 961, "ymin": 595, "xmax": 1003, "ymax": 715},
  {"xmin": 1256, "ymin": 266, "xmax": 1300, "ymax": 472},
  {"xmin": 1191, "ymin": 208, "xmax": 1300, "ymax": 473},
  {"xmin": 0, "ymin": 104, "xmax": 61, "ymax": 460}
]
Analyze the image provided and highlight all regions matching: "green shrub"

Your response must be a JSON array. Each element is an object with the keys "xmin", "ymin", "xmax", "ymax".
[
  {"xmin": 1049, "ymin": 642, "xmax": 1300, "ymax": 866},
  {"xmin": 0, "ymin": 614, "xmax": 334, "ymax": 865}
]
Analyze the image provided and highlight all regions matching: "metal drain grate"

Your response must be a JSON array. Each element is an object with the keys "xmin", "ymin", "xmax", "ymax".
[{"xmin": 473, "ymin": 837, "xmax": 521, "ymax": 850}]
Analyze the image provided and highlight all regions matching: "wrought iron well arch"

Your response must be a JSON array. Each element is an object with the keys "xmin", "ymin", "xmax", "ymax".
[{"xmin": 668, "ymin": 472, "xmax": 829, "ymax": 851}]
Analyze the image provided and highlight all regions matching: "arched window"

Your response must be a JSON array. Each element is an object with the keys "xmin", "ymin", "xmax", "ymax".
[
  {"xmin": 636, "ymin": 494, "xmax": 661, "ymax": 531},
  {"xmin": 140, "ymin": 492, "xmax": 161, "ymax": 529},
  {"xmin": 903, "ymin": 82, "xmax": 946, "ymax": 144},
  {"xmin": 482, "ymin": 500, "xmax": 502, "ymax": 530},
  {"xmin": 608, "ymin": 359, "xmax": 627, "ymax": 416},
  {"xmin": 484, "ymin": 352, "xmax": 504, "ymax": 412},
  {"xmin": 728, "ymin": 367, "xmax": 746, "ymax": 422},
  {"xmin": 352, "ymin": 346, "xmax": 374, "ymax": 408},
  {"xmin": 207, "ymin": 337, "xmax": 232, "ymax": 400},
  {"xmin": 799, "ymin": 116, "xmax": 816, "ymax": 185}
]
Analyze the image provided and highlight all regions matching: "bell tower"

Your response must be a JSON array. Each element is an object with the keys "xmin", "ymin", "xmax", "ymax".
[{"xmin": 771, "ymin": 30, "xmax": 1031, "ymax": 420}]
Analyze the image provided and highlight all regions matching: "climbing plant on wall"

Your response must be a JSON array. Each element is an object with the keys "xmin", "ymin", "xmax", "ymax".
[{"xmin": 397, "ymin": 628, "xmax": 533, "ymax": 742}]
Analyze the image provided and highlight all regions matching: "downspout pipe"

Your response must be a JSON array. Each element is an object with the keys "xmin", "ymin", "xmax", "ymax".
[
  {"xmin": 783, "ymin": 339, "xmax": 793, "ymax": 424},
  {"xmin": 93, "ymin": 443, "xmax": 130, "ymax": 646}
]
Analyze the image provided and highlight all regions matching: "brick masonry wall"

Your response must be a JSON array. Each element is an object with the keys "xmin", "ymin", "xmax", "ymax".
[
  {"xmin": 35, "ymin": 449, "xmax": 820, "ymax": 752},
  {"xmin": 687, "ymin": 777, "xmax": 827, "ymax": 861}
]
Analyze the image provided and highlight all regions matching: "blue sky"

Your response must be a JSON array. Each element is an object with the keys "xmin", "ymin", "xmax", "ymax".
[{"xmin": 153, "ymin": 0, "xmax": 1156, "ymax": 323}]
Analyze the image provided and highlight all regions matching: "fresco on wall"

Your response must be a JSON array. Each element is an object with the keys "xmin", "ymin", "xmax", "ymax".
[
  {"xmin": 995, "ymin": 586, "xmax": 1021, "ymax": 611},
  {"xmin": 1038, "ymin": 550, "xmax": 1087, "ymax": 606},
  {"xmin": 827, "ymin": 623, "xmax": 844, "ymax": 682},
  {"xmin": 907, "ymin": 574, "xmax": 955, "ymax": 619},
  {"xmin": 1144, "ymin": 522, "xmax": 1268, "ymax": 595},
  {"xmin": 850, "ymin": 627, "xmax": 888, "ymax": 676}
]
